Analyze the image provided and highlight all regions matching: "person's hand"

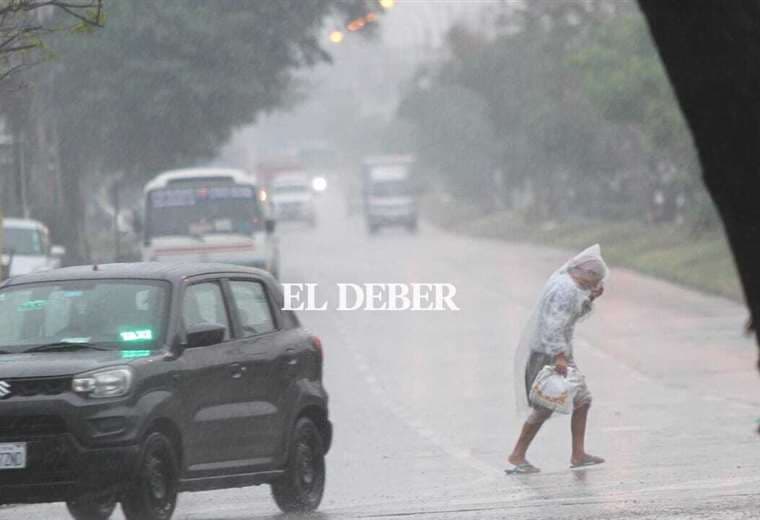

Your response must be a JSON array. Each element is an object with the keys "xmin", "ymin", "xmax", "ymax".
[
  {"xmin": 554, "ymin": 353, "xmax": 569, "ymax": 376},
  {"xmin": 590, "ymin": 285, "xmax": 604, "ymax": 301}
]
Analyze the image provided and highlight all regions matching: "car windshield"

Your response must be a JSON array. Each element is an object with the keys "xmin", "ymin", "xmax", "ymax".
[
  {"xmin": 147, "ymin": 186, "xmax": 264, "ymax": 238},
  {"xmin": 3, "ymin": 228, "xmax": 46, "ymax": 256},
  {"xmin": 371, "ymin": 179, "xmax": 411, "ymax": 198},
  {"xmin": 273, "ymin": 185, "xmax": 309, "ymax": 194},
  {"xmin": 0, "ymin": 280, "xmax": 170, "ymax": 352}
]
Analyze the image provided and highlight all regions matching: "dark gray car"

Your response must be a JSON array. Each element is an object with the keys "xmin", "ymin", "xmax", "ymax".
[{"xmin": 0, "ymin": 263, "xmax": 331, "ymax": 520}]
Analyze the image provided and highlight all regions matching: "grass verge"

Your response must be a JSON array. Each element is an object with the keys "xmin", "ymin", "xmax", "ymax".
[{"xmin": 423, "ymin": 196, "xmax": 742, "ymax": 302}]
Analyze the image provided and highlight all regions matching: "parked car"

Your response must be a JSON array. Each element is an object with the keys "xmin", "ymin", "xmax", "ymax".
[
  {"xmin": 2, "ymin": 218, "xmax": 65, "ymax": 277},
  {"xmin": 0, "ymin": 263, "xmax": 331, "ymax": 519}
]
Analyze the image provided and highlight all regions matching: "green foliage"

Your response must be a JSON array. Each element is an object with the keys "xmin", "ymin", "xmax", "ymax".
[
  {"xmin": 398, "ymin": 1, "xmax": 706, "ymax": 226},
  {"xmin": 0, "ymin": 0, "xmax": 103, "ymax": 81},
  {"xmin": 571, "ymin": 14, "xmax": 689, "ymax": 156},
  {"xmin": 49, "ymin": 0, "xmax": 366, "ymax": 177},
  {"xmin": 14, "ymin": 0, "xmax": 377, "ymax": 259}
]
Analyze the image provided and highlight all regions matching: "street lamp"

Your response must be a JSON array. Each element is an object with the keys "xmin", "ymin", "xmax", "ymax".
[
  {"xmin": 379, "ymin": 0, "xmax": 396, "ymax": 10},
  {"xmin": 329, "ymin": 30, "xmax": 344, "ymax": 44}
]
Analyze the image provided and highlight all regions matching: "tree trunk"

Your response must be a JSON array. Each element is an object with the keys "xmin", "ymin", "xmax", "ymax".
[
  {"xmin": 56, "ymin": 140, "xmax": 88, "ymax": 265},
  {"xmin": 638, "ymin": 0, "xmax": 760, "ymax": 371}
]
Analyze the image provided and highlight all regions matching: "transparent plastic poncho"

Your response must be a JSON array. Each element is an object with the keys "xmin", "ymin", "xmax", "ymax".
[{"xmin": 513, "ymin": 244, "xmax": 609, "ymax": 416}]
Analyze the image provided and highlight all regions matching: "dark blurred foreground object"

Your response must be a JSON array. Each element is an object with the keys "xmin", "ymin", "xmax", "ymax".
[{"xmin": 638, "ymin": 0, "xmax": 760, "ymax": 373}]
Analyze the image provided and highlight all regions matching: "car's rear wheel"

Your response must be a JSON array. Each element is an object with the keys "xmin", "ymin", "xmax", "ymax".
[
  {"xmin": 271, "ymin": 417, "xmax": 325, "ymax": 513},
  {"xmin": 66, "ymin": 494, "xmax": 117, "ymax": 520},
  {"xmin": 122, "ymin": 432, "xmax": 179, "ymax": 520}
]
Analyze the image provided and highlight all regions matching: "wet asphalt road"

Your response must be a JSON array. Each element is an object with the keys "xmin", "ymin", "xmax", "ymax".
[{"xmin": 4, "ymin": 186, "xmax": 759, "ymax": 519}]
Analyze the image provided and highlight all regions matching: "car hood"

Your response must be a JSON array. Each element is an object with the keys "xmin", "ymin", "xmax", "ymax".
[
  {"xmin": 0, "ymin": 349, "xmax": 155, "ymax": 378},
  {"xmin": 6, "ymin": 255, "xmax": 52, "ymax": 277}
]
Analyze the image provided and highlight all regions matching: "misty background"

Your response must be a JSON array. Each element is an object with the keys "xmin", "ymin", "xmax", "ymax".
[{"xmin": 0, "ymin": 0, "xmax": 736, "ymax": 298}]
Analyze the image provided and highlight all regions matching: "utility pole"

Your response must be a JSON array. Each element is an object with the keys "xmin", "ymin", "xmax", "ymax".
[
  {"xmin": 112, "ymin": 177, "xmax": 121, "ymax": 262},
  {"xmin": 13, "ymin": 129, "xmax": 29, "ymax": 218}
]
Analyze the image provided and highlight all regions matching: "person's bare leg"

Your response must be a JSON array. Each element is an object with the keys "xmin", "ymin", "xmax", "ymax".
[
  {"xmin": 571, "ymin": 402, "xmax": 590, "ymax": 464},
  {"xmin": 508, "ymin": 414, "xmax": 547, "ymax": 465}
]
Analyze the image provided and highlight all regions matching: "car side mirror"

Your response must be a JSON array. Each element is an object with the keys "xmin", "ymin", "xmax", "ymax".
[
  {"xmin": 51, "ymin": 245, "xmax": 66, "ymax": 258},
  {"xmin": 265, "ymin": 219, "xmax": 276, "ymax": 234},
  {"xmin": 186, "ymin": 323, "xmax": 226, "ymax": 348}
]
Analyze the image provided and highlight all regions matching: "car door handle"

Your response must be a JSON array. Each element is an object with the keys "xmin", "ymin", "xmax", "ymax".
[{"xmin": 229, "ymin": 363, "xmax": 246, "ymax": 379}]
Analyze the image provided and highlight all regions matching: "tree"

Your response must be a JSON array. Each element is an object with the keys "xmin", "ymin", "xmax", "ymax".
[
  {"xmin": 638, "ymin": 0, "xmax": 760, "ymax": 373},
  {"xmin": 0, "ymin": 0, "xmax": 103, "ymax": 82},
  {"xmin": 398, "ymin": 4, "xmax": 649, "ymax": 218},
  {"xmin": 18, "ymin": 0, "xmax": 377, "ymax": 260},
  {"xmin": 572, "ymin": 11, "xmax": 703, "ymax": 225},
  {"xmin": 399, "ymin": 80, "xmax": 499, "ymax": 201}
]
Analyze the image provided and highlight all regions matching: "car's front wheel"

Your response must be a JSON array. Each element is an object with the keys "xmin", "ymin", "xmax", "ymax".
[
  {"xmin": 66, "ymin": 494, "xmax": 117, "ymax": 520},
  {"xmin": 121, "ymin": 432, "xmax": 179, "ymax": 520},
  {"xmin": 271, "ymin": 417, "xmax": 326, "ymax": 513}
]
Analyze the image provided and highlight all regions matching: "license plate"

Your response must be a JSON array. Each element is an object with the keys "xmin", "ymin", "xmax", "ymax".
[{"xmin": 0, "ymin": 443, "xmax": 26, "ymax": 470}]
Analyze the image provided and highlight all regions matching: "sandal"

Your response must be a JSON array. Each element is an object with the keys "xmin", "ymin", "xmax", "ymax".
[
  {"xmin": 505, "ymin": 462, "xmax": 541, "ymax": 475},
  {"xmin": 570, "ymin": 454, "xmax": 605, "ymax": 468}
]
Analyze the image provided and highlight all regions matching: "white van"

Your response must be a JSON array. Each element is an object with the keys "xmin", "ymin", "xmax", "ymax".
[
  {"xmin": 2, "ymin": 218, "xmax": 66, "ymax": 276},
  {"xmin": 141, "ymin": 168, "xmax": 280, "ymax": 277},
  {"xmin": 271, "ymin": 173, "xmax": 317, "ymax": 226},
  {"xmin": 362, "ymin": 156, "xmax": 418, "ymax": 234}
]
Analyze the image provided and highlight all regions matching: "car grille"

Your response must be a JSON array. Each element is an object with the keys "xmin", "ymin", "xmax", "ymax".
[
  {"xmin": 1, "ymin": 377, "xmax": 70, "ymax": 399},
  {"xmin": 0, "ymin": 415, "xmax": 67, "ymax": 437}
]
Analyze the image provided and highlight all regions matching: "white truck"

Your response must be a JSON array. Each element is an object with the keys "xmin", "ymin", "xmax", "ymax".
[{"xmin": 361, "ymin": 156, "xmax": 418, "ymax": 234}]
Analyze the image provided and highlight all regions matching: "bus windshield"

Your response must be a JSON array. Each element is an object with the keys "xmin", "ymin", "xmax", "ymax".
[{"xmin": 146, "ymin": 185, "xmax": 264, "ymax": 239}]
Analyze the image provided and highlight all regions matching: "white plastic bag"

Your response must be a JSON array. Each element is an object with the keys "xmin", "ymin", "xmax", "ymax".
[{"xmin": 529, "ymin": 365, "xmax": 584, "ymax": 414}]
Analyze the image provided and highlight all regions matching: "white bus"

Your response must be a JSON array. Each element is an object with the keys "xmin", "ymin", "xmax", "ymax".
[{"xmin": 141, "ymin": 168, "xmax": 279, "ymax": 277}]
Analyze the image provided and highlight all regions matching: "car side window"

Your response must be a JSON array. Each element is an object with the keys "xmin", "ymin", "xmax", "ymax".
[
  {"xmin": 183, "ymin": 282, "xmax": 230, "ymax": 340},
  {"xmin": 229, "ymin": 281, "xmax": 276, "ymax": 337}
]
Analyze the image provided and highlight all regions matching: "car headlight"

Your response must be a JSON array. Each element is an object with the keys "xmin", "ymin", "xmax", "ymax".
[
  {"xmin": 73, "ymin": 367, "xmax": 134, "ymax": 398},
  {"xmin": 312, "ymin": 176, "xmax": 327, "ymax": 192}
]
